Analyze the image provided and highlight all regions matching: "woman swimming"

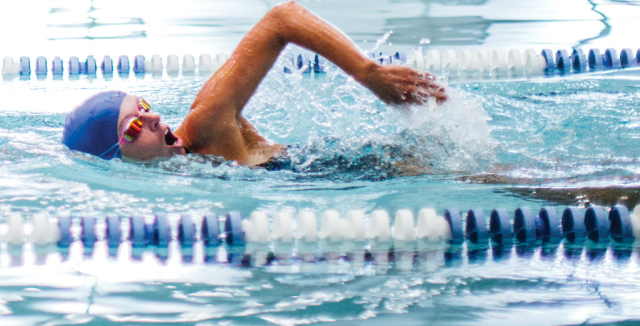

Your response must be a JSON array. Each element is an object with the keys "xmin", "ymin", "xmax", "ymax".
[{"xmin": 62, "ymin": 1, "xmax": 447, "ymax": 167}]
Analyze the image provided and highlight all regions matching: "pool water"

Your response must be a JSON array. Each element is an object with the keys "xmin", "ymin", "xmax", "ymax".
[{"xmin": 1, "ymin": 0, "xmax": 640, "ymax": 325}]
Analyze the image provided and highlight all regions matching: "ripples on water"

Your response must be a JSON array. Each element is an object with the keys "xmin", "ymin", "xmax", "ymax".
[
  {"xmin": 1, "ymin": 242, "xmax": 639, "ymax": 325},
  {"xmin": 474, "ymin": 75, "xmax": 640, "ymax": 185},
  {"xmin": 0, "ymin": 51, "xmax": 502, "ymax": 213},
  {"xmin": 2, "ymin": 59, "xmax": 640, "ymax": 214},
  {"xmin": 1, "ymin": 50, "xmax": 640, "ymax": 324}
]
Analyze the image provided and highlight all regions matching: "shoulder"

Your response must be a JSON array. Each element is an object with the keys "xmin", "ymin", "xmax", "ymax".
[{"xmin": 175, "ymin": 105, "xmax": 247, "ymax": 158}]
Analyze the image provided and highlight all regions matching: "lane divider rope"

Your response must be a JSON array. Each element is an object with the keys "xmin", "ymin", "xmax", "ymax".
[
  {"xmin": 3, "ymin": 48, "xmax": 639, "ymax": 79},
  {"xmin": 0, "ymin": 205, "xmax": 637, "ymax": 251}
]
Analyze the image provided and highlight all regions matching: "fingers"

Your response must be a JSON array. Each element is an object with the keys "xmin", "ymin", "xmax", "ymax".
[
  {"xmin": 406, "ymin": 84, "xmax": 448, "ymax": 105},
  {"xmin": 399, "ymin": 66, "xmax": 433, "ymax": 79},
  {"xmin": 420, "ymin": 72, "xmax": 436, "ymax": 81},
  {"xmin": 413, "ymin": 80, "xmax": 446, "ymax": 100},
  {"xmin": 394, "ymin": 85, "xmax": 446, "ymax": 106},
  {"xmin": 415, "ymin": 75, "xmax": 441, "ymax": 89},
  {"xmin": 435, "ymin": 91, "xmax": 448, "ymax": 104},
  {"xmin": 376, "ymin": 65, "xmax": 448, "ymax": 105}
]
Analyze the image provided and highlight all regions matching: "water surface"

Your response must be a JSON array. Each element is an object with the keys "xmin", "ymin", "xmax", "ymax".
[{"xmin": 1, "ymin": 0, "xmax": 640, "ymax": 325}]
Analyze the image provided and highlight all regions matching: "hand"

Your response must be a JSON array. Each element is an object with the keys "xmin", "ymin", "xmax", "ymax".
[{"xmin": 357, "ymin": 63, "xmax": 447, "ymax": 106}]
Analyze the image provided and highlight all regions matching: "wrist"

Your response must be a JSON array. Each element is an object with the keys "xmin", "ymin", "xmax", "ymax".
[{"xmin": 354, "ymin": 59, "xmax": 377, "ymax": 85}]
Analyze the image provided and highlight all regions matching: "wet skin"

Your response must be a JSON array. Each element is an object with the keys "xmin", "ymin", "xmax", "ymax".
[
  {"xmin": 460, "ymin": 173, "xmax": 640, "ymax": 207},
  {"xmin": 118, "ymin": 1, "xmax": 447, "ymax": 165},
  {"xmin": 117, "ymin": 95, "xmax": 186, "ymax": 162}
]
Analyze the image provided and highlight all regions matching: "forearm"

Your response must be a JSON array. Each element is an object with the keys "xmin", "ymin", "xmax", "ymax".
[
  {"xmin": 191, "ymin": 2, "xmax": 374, "ymax": 116},
  {"xmin": 272, "ymin": 1, "xmax": 375, "ymax": 81},
  {"xmin": 271, "ymin": 3, "xmax": 445, "ymax": 105},
  {"xmin": 189, "ymin": 0, "xmax": 442, "ymax": 128}
]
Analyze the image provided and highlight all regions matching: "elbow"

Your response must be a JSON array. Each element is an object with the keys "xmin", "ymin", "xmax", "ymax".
[
  {"xmin": 266, "ymin": 1, "xmax": 304, "ymax": 38},
  {"xmin": 271, "ymin": 1, "xmax": 300, "ymax": 15}
]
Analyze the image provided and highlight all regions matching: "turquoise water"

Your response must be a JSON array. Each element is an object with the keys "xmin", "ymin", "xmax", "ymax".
[{"xmin": 1, "ymin": 0, "xmax": 640, "ymax": 325}]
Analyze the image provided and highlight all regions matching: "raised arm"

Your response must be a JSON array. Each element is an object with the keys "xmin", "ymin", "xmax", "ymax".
[
  {"xmin": 175, "ymin": 1, "xmax": 445, "ymax": 164},
  {"xmin": 191, "ymin": 1, "xmax": 445, "ymax": 118}
]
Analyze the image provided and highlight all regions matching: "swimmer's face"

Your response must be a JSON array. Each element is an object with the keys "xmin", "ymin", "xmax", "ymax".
[{"xmin": 116, "ymin": 95, "xmax": 186, "ymax": 161}]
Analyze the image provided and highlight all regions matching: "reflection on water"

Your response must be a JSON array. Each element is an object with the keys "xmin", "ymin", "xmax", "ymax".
[
  {"xmin": 0, "ymin": 63, "xmax": 639, "ymax": 213},
  {"xmin": 2, "ymin": 0, "xmax": 640, "ymax": 324},
  {"xmin": 2, "ymin": 0, "xmax": 640, "ymax": 56},
  {"xmin": 0, "ymin": 239, "xmax": 638, "ymax": 324},
  {"xmin": 388, "ymin": 15, "xmax": 490, "ymax": 46},
  {"xmin": 48, "ymin": 6, "xmax": 146, "ymax": 40}
]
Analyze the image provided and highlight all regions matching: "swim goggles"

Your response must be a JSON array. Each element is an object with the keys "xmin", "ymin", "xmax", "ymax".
[
  {"xmin": 98, "ymin": 97, "xmax": 151, "ymax": 159},
  {"xmin": 118, "ymin": 97, "xmax": 150, "ymax": 145}
]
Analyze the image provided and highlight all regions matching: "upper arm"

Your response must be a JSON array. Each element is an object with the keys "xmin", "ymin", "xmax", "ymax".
[
  {"xmin": 190, "ymin": 3, "xmax": 292, "ymax": 120},
  {"xmin": 175, "ymin": 4, "xmax": 294, "ymax": 160}
]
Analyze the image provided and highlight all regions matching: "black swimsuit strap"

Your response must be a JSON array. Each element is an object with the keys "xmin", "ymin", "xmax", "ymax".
[{"xmin": 256, "ymin": 147, "xmax": 293, "ymax": 171}]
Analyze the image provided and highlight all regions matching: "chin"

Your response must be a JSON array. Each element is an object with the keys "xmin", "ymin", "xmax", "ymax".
[{"xmin": 120, "ymin": 151, "xmax": 170, "ymax": 162}]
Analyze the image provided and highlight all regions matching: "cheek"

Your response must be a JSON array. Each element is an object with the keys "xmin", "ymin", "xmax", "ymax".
[
  {"xmin": 135, "ymin": 132, "xmax": 161, "ymax": 148},
  {"xmin": 122, "ymin": 134, "xmax": 165, "ymax": 160}
]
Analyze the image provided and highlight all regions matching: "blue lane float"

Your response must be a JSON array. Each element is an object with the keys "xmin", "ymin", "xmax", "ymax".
[
  {"xmin": 585, "ymin": 206, "xmax": 610, "ymax": 244},
  {"xmin": 604, "ymin": 48, "xmax": 620, "ymax": 69},
  {"xmin": 79, "ymin": 58, "xmax": 86, "ymax": 74},
  {"xmin": 52, "ymin": 57, "xmax": 63, "ymax": 75},
  {"xmin": 555, "ymin": 49, "xmax": 570, "ymax": 72},
  {"xmin": 313, "ymin": 54, "xmax": 327, "ymax": 73},
  {"xmin": 81, "ymin": 216, "xmax": 97, "ymax": 246},
  {"xmin": 134, "ymin": 55, "xmax": 145, "ymax": 74},
  {"xmin": 620, "ymin": 48, "xmax": 635, "ymax": 68},
  {"xmin": 562, "ymin": 207, "xmax": 586, "ymax": 243},
  {"xmin": 539, "ymin": 207, "xmax": 561, "ymax": 242},
  {"xmin": 202, "ymin": 214, "xmax": 220, "ymax": 246},
  {"xmin": 19, "ymin": 56, "xmax": 30, "ymax": 75},
  {"xmin": 178, "ymin": 214, "xmax": 196, "ymax": 247},
  {"xmin": 35, "ymin": 56, "xmax": 47, "ymax": 75},
  {"xmin": 284, "ymin": 53, "xmax": 310, "ymax": 73},
  {"xmin": 118, "ymin": 55, "xmax": 129, "ymax": 74},
  {"xmin": 283, "ymin": 57, "xmax": 293, "ymax": 73},
  {"xmin": 105, "ymin": 215, "xmax": 121, "ymax": 247},
  {"xmin": 588, "ymin": 49, "xmax": 604, "ymax": 70},
  {"xmin": 152, "ymin": 214, "xmax": 171, "ymax": 247},
  {"xmin": 514, "ymin": 207, "xmax": 536, "ymax": 243},
  {"xmin": 144, "ymin": 217, "xmax": 155, "ymax": 245},
  {"xmin": 296, "ymin": 54, "xmax": 310, "ymax": 73},
  {"xmin": 102, "ymin": 55, "xmax": 113, "ymax": 74},
  {"xmin": 489, "ymin": 208, "xmax": 512, "ymax": 245},
  {"xmin": 224, "ymin": 212, "xmax": 245, "ymax": 246},
  {"xmin": 129, "ymin": 215, "xmax": 146, "ymax": 247},
  {"xmin": 443, "ymin": 209, "xmax": 464, "ymax": 244},
  {"xmin": 571, "ymin": 49, "xmax": 587, "ymax": 71},
  {"xmin": 609, "ymin": 205, "xmax": 634, "ymax": 244},
  {"xmin": 69, "ymin": 56, "xmax": 80, "ymax": 75},
  {"xmin": 57, "ymin": 216, "xmax": 72, "ymax": 247},
  {"xmin": 541, "ymin": 49, "xmax": 555, "ymax": 71},
  {"xmin": 465, "ymin": 208, "xmax": 488, "ymax": 244},
  {"xmin": 393, "ymin": 51, "xmax": 407, "ymax": 64},
  {"xmin": 85, "ymin": 56, "xmax": 96, "ymax": 74}
]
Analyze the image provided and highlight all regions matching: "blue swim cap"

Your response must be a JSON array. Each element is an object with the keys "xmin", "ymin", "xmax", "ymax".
[{"xmin": 62, "ymin": 91, "xmax": 127, "ymax": 159}]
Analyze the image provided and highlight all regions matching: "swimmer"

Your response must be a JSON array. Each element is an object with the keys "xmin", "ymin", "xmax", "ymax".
[{"xmin": 62, "ymin": 1, "xmax": 447, "ymax": 167}]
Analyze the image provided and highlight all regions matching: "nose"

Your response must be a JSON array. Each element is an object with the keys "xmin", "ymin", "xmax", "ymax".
[{"xmin": 140, "ymin": 112, "xmax": 161, "ymax": 132}]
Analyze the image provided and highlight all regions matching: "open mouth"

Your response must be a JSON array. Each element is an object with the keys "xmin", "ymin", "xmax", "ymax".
[{"xmin": 164, "ymin": 127, "xmax": 179, "ymax": 146}]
